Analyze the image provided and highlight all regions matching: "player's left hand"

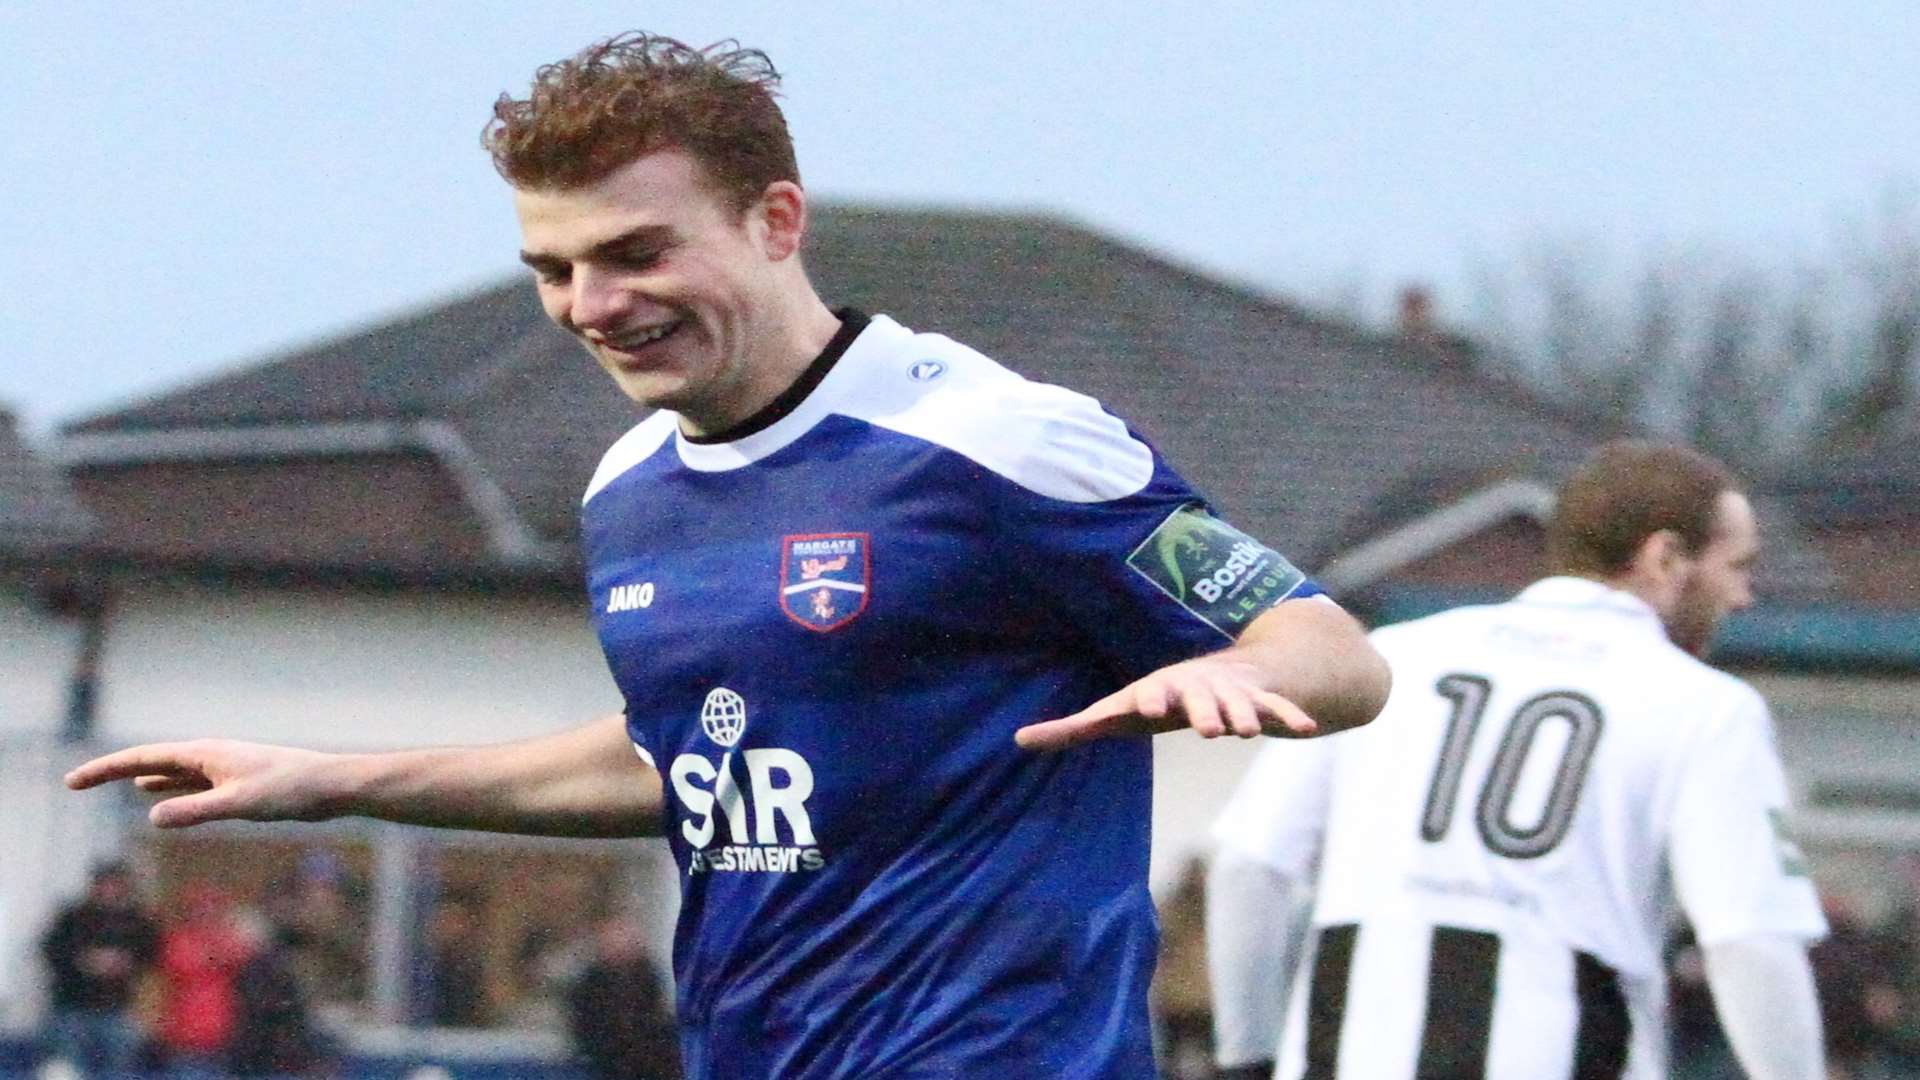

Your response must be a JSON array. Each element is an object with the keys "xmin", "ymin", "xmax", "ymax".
[{"xmin": 1013, "ymin": 653, "xmax": 1318, "ymax": 751}]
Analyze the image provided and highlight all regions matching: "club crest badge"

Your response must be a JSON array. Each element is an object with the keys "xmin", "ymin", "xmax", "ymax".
[{"xmin": 780, "ymin": 532, "xmax": 870, "ymax": 632}]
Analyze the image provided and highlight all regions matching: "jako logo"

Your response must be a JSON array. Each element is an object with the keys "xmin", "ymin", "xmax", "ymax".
[
  {"xmin": 607, "ymin": 582, "xmax": 654, "ymax": 612},
  {"xmin": 671, "ymin": 688, "xmax": 824, "ymax": 874},
  {"xmin": 1192, "ymin": 541, "xmax": 1267, "ymax": 603},
  {"xmin": 908, "ymin": 359, "xmax": 947, "ymax": 382}
]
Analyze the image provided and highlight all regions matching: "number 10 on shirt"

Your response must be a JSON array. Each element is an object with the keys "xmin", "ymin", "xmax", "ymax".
[{"xmin": 1420, "ymin": 674, "xmax": 1606, "ymax": 859}]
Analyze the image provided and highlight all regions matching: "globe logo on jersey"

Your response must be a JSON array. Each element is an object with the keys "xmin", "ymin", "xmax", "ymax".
[
  {"xmin": 779, "ymin": 532, "xmax": 871, "ymax": 632},
  {"xmin": 700, "ymin": 687, "xmax": 747, "ymax": 748}
]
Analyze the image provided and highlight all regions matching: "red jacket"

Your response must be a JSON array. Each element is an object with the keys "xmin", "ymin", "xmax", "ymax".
[{"xmin": 158, "ymin": 920, "xmax": 254, "ymax": 1055}]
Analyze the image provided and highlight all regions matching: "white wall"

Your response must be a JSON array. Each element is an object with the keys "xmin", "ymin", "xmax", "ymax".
[
  {"xmin": 6, "ymin": 580, "xmax": 632, "ymax": 1032},
  {"xmin": 0, "ymin": 585, "xmax": 99, "ymax": 1032},
  {"xmin": 1754, "ymin": 672, "xmax": 1920, "ymax": 778},
  {"xmin": 0, "ymin": 738, "xmax": 126, "ymax": 1034},
  {"xmin": 93, "ymin": 581, "xmax": 622, "ymax": 749},
  {"xmin": 1754, "ymin": 672, "xmax": 1920, "ymax": 913},
  {"xmin": 0, "ymin": 586, "xmax": 80, "ymax": 737}
]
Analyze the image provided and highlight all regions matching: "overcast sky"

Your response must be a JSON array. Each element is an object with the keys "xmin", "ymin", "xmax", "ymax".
[{"xmin": 3, "ymin": 1, "xmax": 1915, "ymax": 433}]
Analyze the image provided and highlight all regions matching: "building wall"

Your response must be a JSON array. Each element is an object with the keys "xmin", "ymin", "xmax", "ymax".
[
  {"xmin": 0, "ymin": 738, "xmax": 126, "ymax": 1034},
  {"xmin": 1752, "ymin": 671, "xmax": 1920, "ymax": 920},
  {"xmin": 72, "ymin": 455, "xmax": 495, "ymax": 570},
  {"xmin": 1754, "ymin": 671, "xmax": 1920, "ymax": 800},
  {"xmin": 92, "ymin": 580, "xmax": 622, "ymax": 748},
  {"xmin": 0, "ymin": 586, "xmax": 80, "ymax": 737},
  {"xmin": 0, "ymin": 583, "xmax": 100, "ymax": 1031},
  {"xmin": 6, "ymin": 579, "xmax": 635, "ymax": 1034}
]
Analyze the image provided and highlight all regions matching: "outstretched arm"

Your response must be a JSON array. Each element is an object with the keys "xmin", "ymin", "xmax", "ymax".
[
  {"xmin": 1015, "ymin": 597, "xmax": 1390, "ymax": 751},
  {"xmin": 66, "ymin": 712, "xmax": 663, "ymax": 838}
]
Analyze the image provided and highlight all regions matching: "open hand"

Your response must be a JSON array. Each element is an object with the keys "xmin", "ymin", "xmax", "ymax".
[
  {"xmin": 66, "ymin": 739, "xmax": 346, "ymax": 828},
  {"xmin": 1014, "ymin": 653, "xmax": 1317, "ymax": 752}
]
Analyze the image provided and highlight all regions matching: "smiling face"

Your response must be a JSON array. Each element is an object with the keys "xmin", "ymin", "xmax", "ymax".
[{"xmin": 515, "ymin": 149, "xmax": 805, "ymax": 432}]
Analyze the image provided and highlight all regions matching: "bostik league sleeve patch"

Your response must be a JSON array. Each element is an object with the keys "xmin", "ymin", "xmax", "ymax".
[{"xmin": 1126, "ymin": 503, "xmax": 1307, "ymax": 637}]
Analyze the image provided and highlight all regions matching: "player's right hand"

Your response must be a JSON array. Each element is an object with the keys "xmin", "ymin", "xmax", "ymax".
[
  {"xmin": 1013, "ymin": 651, "xmax": 1319, "ymax": 751},
  {"xmin": 65, "ymin": 739, "xmax": 347, "ymax": 829}
]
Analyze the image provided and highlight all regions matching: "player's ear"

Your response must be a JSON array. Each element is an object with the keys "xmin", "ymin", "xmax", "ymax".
[
  {"xmin": 1634, "ymin": 529, "xmax": 1687, "ymax": 580},
  {"xmin": 755, "ymin": 181, "xmax": 807, "ymax": 262}
]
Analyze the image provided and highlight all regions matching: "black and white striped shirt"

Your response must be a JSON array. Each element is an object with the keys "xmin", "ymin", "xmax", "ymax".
[{"xmin": 1211, "ymin": 577, "xmax": 1825, "ymax": 1078}]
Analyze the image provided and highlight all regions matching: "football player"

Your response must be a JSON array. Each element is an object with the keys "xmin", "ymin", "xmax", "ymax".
[
  {"xmin": 1207, "ymin": 441, "xmax": 1825, "ymax": 1080},
  {"xmin": 69, "ymin": 32, "xmax": 1392, "ymax": 1079}
]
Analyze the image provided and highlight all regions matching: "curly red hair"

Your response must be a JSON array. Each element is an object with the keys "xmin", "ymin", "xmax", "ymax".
[{"xmin": 483, "ymin": 32, "xmax": 799, "ymax": 213}]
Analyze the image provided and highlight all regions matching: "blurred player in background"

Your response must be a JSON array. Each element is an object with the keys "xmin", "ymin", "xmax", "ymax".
[
  {"xmin": 1206, "ymin": 441, "xmax": 1826, "ymax": 1080},
  {"xmin": 67, "ymin": 31, "xmax": 1391, "ymax": 1079}
]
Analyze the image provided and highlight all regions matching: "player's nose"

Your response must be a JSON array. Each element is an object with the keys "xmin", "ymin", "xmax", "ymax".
[
  {"xmin": 1730, "ymin": 576, "xmax": 1755, "ymax": 611},
  {"xmin": 568, "ymin": 266, "xmax": 637, "ymax": 335}
]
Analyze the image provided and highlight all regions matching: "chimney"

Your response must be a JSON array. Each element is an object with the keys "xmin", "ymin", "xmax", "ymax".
[
  {"xmin": 1397, "ymin": 285, "xmax": 1437, "ymax": 346},
  {"xmin": 1395, "ymin": 283, "xmax": 1478, "ymax": 369}
]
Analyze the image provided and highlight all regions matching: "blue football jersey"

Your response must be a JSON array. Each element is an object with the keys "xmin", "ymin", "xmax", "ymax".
[{"xmin": 581, "ymin": 312, "xmax": 1321, "ymax": 1078}]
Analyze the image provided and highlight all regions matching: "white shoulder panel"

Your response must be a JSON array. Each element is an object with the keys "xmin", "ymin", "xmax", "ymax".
[
  {"xmin": 1367, "ymin": 604, "xmax": 1493, "ymax": 650},
  {"xmin": 838, "ymin": 321, "xmax": 1155, "ymax": 503},
  {"xmin": 1619, "ymin": 629, "xmax": 1765, "ymax": 723},
  {"xmin": 582, "ymin": 411, "xmax": 677, "ymax": 504},
  {"xmin": 1690, "ymin": 662, "xmax": 1770, "ymax": 723}
]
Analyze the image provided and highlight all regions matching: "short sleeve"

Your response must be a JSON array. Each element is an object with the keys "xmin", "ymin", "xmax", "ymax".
[
  {"xmin": 998, "ymin": 423, "xmax": 1322, "ymax": 682},
  {"xmin": 624, "ymin": 711, "xmax": 660, "ymax": 771},
  {"xmin": 1210, "ymin": 736, "xmax": 1337, "ymax": 880},
  {"xmin": 1668, "ymin": 690, "xmax": 1827, "ymax": 946}
]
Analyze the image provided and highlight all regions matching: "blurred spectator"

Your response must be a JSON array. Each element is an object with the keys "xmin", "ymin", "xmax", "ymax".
[
  {"xmin": 1870, "ymin": 857, "xmax": 1920, "ymax": 1077},
  {"xmin": 227, "ymin": 887, "xmax": 335, "ymax": 1079},
  {"xmin": 509, "ymin": 915, "xmax": 596, "ymax": 1032},
  {"xmin": 281, "ymin": 851, "xmax": 366, "ymax": 1010},
  {"xmin": 1153, "ymin": 859, "xmax": 1216, "ymax": 1080},
  {"xmin": 38, "ymin": 862, "xmax": 160, "ymax": 1078},
  {"xmin": 157, "ymin": 882, "xmax": 255, "ymax": 1079},
  {"xmin": 565, "ymin": 914, "xmax": 679, "ymax": 1080},
  {"xmin": 1810, "ymin": 892, "xmax": 1904, "ymax": 1080},
  {"xmin": 424, "ymin": 895, "xmax": 489, "ymax": 1028}
]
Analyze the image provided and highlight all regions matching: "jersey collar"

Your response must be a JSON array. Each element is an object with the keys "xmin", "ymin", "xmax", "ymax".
[
  {"xmin": 1512, "ymin": 576, "xmax": 1670, "ymax": 640},
  {"xmin": 672, "ymin": 311, "xmax": 901, "ymax": 472},
  {"xmin": 681, "ymin": 309, "xmax": 869, "ymax": 446}
]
